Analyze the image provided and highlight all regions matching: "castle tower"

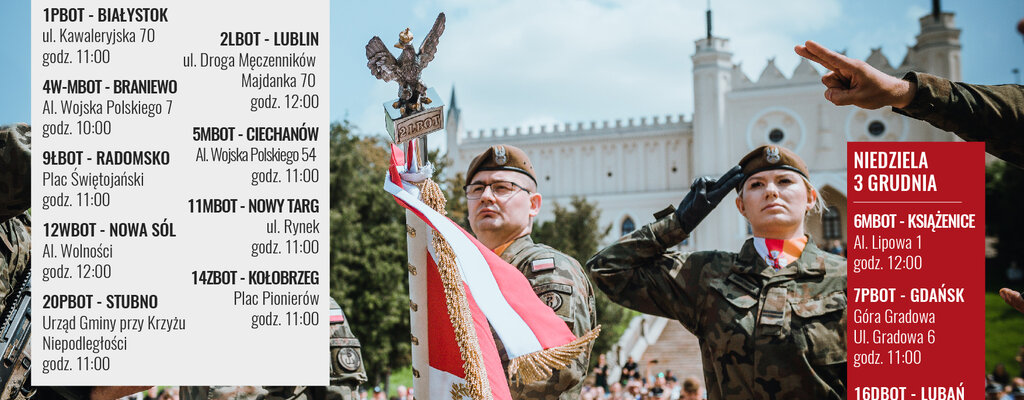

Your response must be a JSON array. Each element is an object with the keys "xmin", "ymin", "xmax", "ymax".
[
  {"xmin": 909, "ymin": 1, "xmax": 962, "ymax": 81},
  {"xmin": 900, "ymin": 3, "xmax": 962, "ymax": 144},
  {"xmin": 445, "ymin": 87, "xmax": 463, "ymax": 165},
  {"xmin": 690, "ymin": 9, "xmax": 738, "ymax": 250}
]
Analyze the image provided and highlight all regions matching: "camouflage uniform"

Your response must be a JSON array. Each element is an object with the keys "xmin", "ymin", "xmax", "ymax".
[
  {"xmin": 894, "ymin": 71, "xmax": 1024, "ymax": 167},
  {"xmin": 495, "ymin": 234, "xmax": 597, "ymax": 400},
  {"xmin": 180, "ymin": 298, "xmax": 367, "ymax": 400},
  {"xmin": 587, "ymin": 211, "xmax": 847, "ymax": 400},
  {"xmin": 0, "ymin": 124, "xmax": 31, "ymax": 308},
  {"xmin": 0, "ymin": 124, "xmax": 44, "ymax": 400},
  {"xmin": 0, "ymin": 124, "xmax": 93, "ymax": 400}
]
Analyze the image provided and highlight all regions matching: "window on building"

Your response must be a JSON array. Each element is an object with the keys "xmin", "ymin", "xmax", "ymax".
[
  {"xmin": 621, "ymin": 217, "xmax": 635, "ymax": 236},
  {"xmin": 823, "ymin": 206, "xmax": 842, "ymax": 239},
  {"xmin": 868, "ymin": 120, "xmax": 886, "ymax": 137}
]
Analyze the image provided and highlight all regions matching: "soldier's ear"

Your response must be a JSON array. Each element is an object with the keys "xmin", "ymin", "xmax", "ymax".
[
  {"xmin": 735, "ymin": 196, "xmax": 746, "ymax": 217},
  {"xmin": 529, "ymin": 192, "xmax": 542, "ymax": 217}
]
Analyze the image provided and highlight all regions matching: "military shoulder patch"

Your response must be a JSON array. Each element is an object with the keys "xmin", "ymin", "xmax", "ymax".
[
  {"xmin": 533, "ymin": 283, "xmax": 573, "ymax": 313},
  {"xmin": 338, "ymin": 346, "xmax": 362, "ymax": 372},
  {"xmin": 531, "ymin": 258, "xmax": 555, "ymax": 272}
]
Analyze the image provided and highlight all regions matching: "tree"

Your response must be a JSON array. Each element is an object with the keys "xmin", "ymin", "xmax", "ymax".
[
  {"xmin": 330, "ymin": 121, "xmax": 410, "ymax": 386},
  {"xmin": 442, "ymin": 171, "xmax": 469, "ymax": 230},
  {"xmin": 531, "ymin": 197, "xmax": 635, "ymax": 368},
  {"xmin": 987, "ymin": 162, "xmax": 1024, "ymax": 272}
]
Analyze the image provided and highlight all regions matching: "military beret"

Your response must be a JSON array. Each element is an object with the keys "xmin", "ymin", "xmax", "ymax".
[
  {"xmin": 465, "ymin": 144, "xmax": 537, "ymax": 186},
  {"xmin": 738, "ymin": 145, "xmax": 809, "ymax": 187}
]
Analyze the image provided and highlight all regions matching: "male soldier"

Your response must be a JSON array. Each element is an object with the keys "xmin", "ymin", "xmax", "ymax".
[
  {"xmin": 0, "ymin": 124, "xmax": 149, "ymax": 400},
  {"xmin": 179, "ymin": 297, "xmax": 367, "ymax": 400},
  {"xmin": 464, "ymin": 144, "xmax": 597, "ymax": 399}
]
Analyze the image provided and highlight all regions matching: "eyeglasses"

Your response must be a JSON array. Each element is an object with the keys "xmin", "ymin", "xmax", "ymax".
[{"xmin": 463, "ymin": 181, "xmax": 530, "ymax": 200}]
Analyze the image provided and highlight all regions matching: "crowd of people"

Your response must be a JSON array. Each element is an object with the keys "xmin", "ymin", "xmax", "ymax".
[
  {"xmin": 579, "ymin": 355, "xmax": 704, "ymax": 400},
  {"xmin": 123, "ymin": 385, "xmax": 415, "ymax": 400},
  {"xmin": 987, "ymin": 349, "xmax": 1024, "ymax": 399}
]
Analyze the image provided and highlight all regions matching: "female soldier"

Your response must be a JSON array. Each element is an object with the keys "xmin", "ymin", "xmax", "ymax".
[{"xmin": 587, "ymin": 145, "xmax": 846, "ymax": 400}]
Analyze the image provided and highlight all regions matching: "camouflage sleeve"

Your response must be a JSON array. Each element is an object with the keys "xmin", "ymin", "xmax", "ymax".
[
  {"xmin": 894, "ymin": 71, "xmax": 1024, "ymax": 167},
  {"xmin": 513, "ymin": 254, "xmax": 595, "ymax": 400},
  {"xmin": 0, "ymin": 124, "xmax": 31, "ymax": 221},
  {"xmin": 586, "ymin": 211, "xmax": 705, "ymax": 330}
]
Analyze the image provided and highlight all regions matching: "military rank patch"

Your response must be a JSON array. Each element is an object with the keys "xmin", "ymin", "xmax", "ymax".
[
  {"xmin": 759, "ymin": 287, "xmax": 788, "ymax": 328},
  {"xmin": 531, "ymin": 258, "xmax": 555, "ymax": 272}
]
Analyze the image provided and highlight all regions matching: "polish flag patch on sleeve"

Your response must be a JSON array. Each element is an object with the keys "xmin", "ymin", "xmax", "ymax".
[
  {"xmin": 330, "ymin": 307, "xmax": 345, "ymax": 323},
  {"xmin": 531, "ymin": 258, "xmax": 555, "ymax": 272}
]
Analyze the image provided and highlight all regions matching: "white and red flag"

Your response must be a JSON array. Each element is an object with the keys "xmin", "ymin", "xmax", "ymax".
[{"xmin": 383, "ymin": 144, "xmax": 595, "ymax": 400}]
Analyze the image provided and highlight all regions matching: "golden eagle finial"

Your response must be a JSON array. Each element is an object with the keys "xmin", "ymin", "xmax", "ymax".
[{"xmin": 394, "ymin": 28, "xmax": 413, "ymax": 49}]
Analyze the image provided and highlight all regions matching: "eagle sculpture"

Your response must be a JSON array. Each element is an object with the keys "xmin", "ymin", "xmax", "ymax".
[{"xmin": 365, "ymin": 12, "xmax": 445, "ymax": 116}]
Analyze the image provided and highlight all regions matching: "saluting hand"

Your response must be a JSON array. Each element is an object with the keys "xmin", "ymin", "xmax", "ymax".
[
  {"xmin": 675, "ymin": 166, "xmax": 745, "ymax": 234},
  {"xmin": 1000, "ymin": 288, "xmax": 1024, "ymax": 314},
  {"xmin": 794, "ymin": 40, "xmax": 916, "ymax": 109}
]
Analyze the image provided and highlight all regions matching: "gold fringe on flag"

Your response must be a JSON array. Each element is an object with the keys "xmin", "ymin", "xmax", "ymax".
[
  {"xmin": 419, "ymin": 178, "xmax": 492, "ymax": 400},
  {"xmin": 450, "ymin": 383, "xmax": 474, "ymax": 400},
  {"xmin": 507, "ymin": 325, "xmax": 602, "ymax": 384}
]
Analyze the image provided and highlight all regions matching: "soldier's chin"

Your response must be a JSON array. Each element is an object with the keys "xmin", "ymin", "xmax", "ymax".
[
  {"xmin": 472, "ymin": 219, "xmax": 507, "ymax": 233},
  {"xmin": 751, "ymin": 216, "xmax": 801, "ymax": 233},
  {"xmin": 476, "ymin": 219, "xmax": 503, "ymax": 229}
]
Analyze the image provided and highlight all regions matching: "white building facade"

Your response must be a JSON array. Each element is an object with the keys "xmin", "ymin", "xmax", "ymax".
[{"xmin": 447, "ymin": 12, "xmax": 962, "ymax": 252}]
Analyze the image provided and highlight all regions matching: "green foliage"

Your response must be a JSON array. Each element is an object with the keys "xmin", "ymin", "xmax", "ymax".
[
  {"xmin": 388, "ymin": 365, "xmax": 414, "ymax": 397},
  {"xmin": 986, "ymin": 293, "xmax": 1024, "ymax": 377},
  {"xmin": 442, "ymin": 171, "xmax": 470, "ymax": 231},
  {"xmin": 427, "ymin": 150, "xmax": 469, "ymax": 230},
  {"xmin": 330, "ymin": 122, "xmax": 410, "ymax": 385},
  {"xmin": 532, "ymin": 197, "xmax": 635, "ymax": 368},
  {"xmin": 985, "ymin": 162, "xmax": 1024, "ymax": 379}
]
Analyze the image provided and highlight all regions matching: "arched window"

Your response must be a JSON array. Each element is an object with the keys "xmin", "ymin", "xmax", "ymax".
[
  {"xmin": 621, "ymin": 217, "xmax": 635, "ymax": 236},
  {"xmin": 823, "ymin": 206, "xmax": 842, "ymax": 239}
]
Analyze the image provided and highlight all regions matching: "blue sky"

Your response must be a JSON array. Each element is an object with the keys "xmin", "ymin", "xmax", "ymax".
[{"xmin": 3, "ymin": 0, "xmax": 1023, "ymax": 151}]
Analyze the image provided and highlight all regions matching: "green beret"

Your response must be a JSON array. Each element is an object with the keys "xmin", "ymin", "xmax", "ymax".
[
  {"xmin": 465, "ymin": 144, "xmax": 537, "ymax": 186},
  {"xmin": 738, "ymin": 145, "xmax": 808, "ymax": 187}
]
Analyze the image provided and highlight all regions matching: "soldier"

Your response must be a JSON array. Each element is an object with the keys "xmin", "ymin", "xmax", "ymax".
[
  {"xmin": 0, "ymin": 124, "xmax": 149, "ymax": 400},
  {"xmin": 464, "ymin": 145, "xmax": 597, "ymax": 400},
  {"xmin": 179, "ymin": 297, "xmax": 367, "ymax": 400},
  {"xmin": 588, "ymin": 145, "xmax": 847, "ymax": 400}
]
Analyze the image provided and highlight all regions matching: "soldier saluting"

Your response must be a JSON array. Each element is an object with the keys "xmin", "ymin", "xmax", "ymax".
[
  {"xmin": 464, "ymin": 145, "xmax": 597, "ymax": 400},
  {"xmin": 588, "ymin": 145, "xmax": 847, "ymax": 400}
]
